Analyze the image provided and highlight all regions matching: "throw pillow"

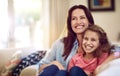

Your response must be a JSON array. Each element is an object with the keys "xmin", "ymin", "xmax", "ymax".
[{"xmin": 11, "ymin": 50, "xmax": 46, "ymax": 76}]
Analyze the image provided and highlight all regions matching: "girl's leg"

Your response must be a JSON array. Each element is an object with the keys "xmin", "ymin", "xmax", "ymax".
[
  {"xmin": 68, "ymin": 66, "xmax": 87, "ymax": 76},
  {"xmin": 39, "ymin": 64, "xmax": 59, "ymax": 76},
  {"xmin": 55, "ymin": 70, "xmax": 67, "ymax": 76}
]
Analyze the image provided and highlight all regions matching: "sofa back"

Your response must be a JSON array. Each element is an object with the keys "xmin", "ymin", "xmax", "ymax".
[{"xmin": 0, "ymin": 47, "xmax": 37, "ymax": 72}]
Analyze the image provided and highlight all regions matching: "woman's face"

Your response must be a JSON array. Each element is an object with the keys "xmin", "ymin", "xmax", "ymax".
[
  {"xmin": 82, "ymin": 30, "xmax": 100, "ymax": 54},
  {"xmin": 71, "ymin": 8, "xmax": 89, "ymax": 34}
]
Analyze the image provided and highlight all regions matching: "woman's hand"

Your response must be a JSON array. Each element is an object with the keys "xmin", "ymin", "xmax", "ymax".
[
  {"xmin": 85, "ymin": 71, "xmax": 93, "ymax": 76},
  {"xmin": 39, "ymin": 60, "xmax": 65, "ymax": 73},
  {"xmin": 94, "ymin": 52, "xmax": 120, "ymax": 75},
  {"xmin": 94, "ymin": 63, "xmax": 110, "ymax": 76},
  {"xmin": 50, "ymin": 61, "xmax": 65, "ymax": 70}
]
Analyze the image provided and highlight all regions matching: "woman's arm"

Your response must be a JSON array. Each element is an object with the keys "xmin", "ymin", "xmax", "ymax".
[
  {"xmin": 94, "ymin": 51, "xmax": 120, "ymax": 75},
  {"xmin": 99, "ymin": 52, "xmax": 120, "ymax": 66},
  {"xmin": 39, "ymin": 61, "xmax": 65, "ymax": 73},
  {"xmin": 38, "ymin": 39, "xmax": 64, "ymax": 73}
]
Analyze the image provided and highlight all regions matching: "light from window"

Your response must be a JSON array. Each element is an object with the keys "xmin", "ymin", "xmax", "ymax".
[
  {"xmin": 14, "ymin": 0, "xmax": 43, "ymax": 49},
  {"xmin": 0, "ymin": 0, "xmax": 10, "ymax": 49}
]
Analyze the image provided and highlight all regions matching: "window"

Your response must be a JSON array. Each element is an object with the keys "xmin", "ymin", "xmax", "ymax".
[
  {"xmin": 14, "ymin": 0, "xmax": 42, "ymax": 48},
  {"xmin": 0, "ymin": 0, "xmax": 49, "ymax": 49},
  {"xmin": 0, "ymin": 0, "xmax": 9, "ymax": 48}
]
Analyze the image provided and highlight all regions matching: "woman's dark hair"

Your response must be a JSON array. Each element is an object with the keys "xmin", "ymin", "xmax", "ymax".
[
  {"xmin": 62, "ymin": 5, "xmax": 95, "ymax": 60},
  {"xmin": 82, "ymin": 24, "xmax": 114, "ymax": 57}
]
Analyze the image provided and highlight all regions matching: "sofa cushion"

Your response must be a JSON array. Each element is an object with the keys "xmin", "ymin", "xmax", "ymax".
[
  {"xmin": 20, "ymin": 65, "xmax": 39, "ymax": 76},
  {"xmin": 1, "ymin": 50, "xmax": 23, "ymax": 76},
  {"xmin": 11, "ymin": 50, "xmax": 46, "ymax": 76}
]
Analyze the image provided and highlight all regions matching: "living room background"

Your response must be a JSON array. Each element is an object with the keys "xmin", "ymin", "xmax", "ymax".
[
  {"xmin": 0, "ymin": 0, "xmax": 120, "ymax": 50},
  {"xmin": 0, "ymin": 0, "xmax": 68, "ymax": 50}
]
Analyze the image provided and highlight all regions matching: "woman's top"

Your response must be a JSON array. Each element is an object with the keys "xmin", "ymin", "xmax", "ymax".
[
  {"xmin": 68, "ymin": 53, "xmax": 109, "ymax": 73},
  {"xmin": 38, "ymin": 38, "xmax": 79, "ymax": 70}
]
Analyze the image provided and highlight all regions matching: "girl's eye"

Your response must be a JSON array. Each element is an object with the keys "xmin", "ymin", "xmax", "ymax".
[
  {"xmin": 91, "ymin": 38, "xmax": 96, "ymax": 41},
  {"xmin": 83, "ymin": 37, "xmax": 88, "ymax": 41}
]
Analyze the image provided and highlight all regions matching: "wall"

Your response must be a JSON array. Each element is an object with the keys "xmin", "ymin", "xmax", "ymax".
[{"xmin": 68, "ymin": 0, "xmax": 120, "ymax": 44}]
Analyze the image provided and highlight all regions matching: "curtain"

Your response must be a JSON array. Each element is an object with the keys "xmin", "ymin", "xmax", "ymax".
[{"xmin": 48, "ymin": 0, "xmax": 69, "ymax": 48}]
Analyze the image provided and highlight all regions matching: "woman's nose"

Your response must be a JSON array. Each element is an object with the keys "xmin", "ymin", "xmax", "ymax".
[{"xmin": 76, "ymin": 19, "xmax": 81, "ymax": 24}]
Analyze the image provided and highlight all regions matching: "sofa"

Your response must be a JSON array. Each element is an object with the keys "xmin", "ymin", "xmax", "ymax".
[
  {"xmin": 0, "ymin": 46, "xmax": 120, "ymax": 76},
  {"xmin": 96, "ymin": 58, "xmax": 120, "ymax": 76},
  {"xmin": 0, "ymin": 47, "xmax": 46, "ymax": 76}
]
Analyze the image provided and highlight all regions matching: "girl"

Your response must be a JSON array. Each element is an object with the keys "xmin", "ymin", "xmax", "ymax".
[{"xmin": 68, "ymin": 24, "xmax": 120, "ymax": 76}]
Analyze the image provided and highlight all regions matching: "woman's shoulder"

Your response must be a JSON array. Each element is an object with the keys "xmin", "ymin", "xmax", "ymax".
[
  {"xmin": 50, "ymin": 38, "xmax": 64, "ymax": 50},
  {"xmin": 111, "ymin": 45, "xmax": 120, "ymax": 52},
  {"xmin": 53, "ymin": 38, "xmax": 64, "ymax": 45}
]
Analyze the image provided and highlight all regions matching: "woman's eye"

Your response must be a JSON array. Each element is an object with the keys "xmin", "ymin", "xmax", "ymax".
[
  {"xmin": 80, "ymin": 16, "xmax": 86, "ymax": 19},
  {"xmin": 72, "ymin": 17, "xmax": 76, "ymax": 20}
]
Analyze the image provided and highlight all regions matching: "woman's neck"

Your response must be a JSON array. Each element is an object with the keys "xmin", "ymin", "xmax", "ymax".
[
  {"xmin": 77, "ymin": 34, "xmax": 83, "ymax": 53},
  {"xmin": 77, "ymin": 34, "xmax": 82, "ymax": 43}
]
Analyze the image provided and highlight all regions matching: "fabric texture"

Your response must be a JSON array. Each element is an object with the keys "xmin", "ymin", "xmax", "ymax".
[
  {"xmin": 20, "ymin": 65, "xmax": 39, "ymax": 76},
  {"xmin": 1, "ymin": 51, "xmax": 22, "ymax": 76},
  {"xmin": 39, "ymin": 39, "xmax": 79, "ymax": 70},
  {"xmin": 39, "ymin": 65, "xmax": 59, "ymax": 76},
  {"xmin": 68, "ymin": 53, "xmax": 108, "ymax": 73},
  {"xmin": 68, "ymin": 66, "xmax": 87, "ymax": 76},
  {"xmin": 114, "ymin": 51, "xmax": 120, "ymax": 57},
  {"xmin": 12, "ymin": 50, "xmax": 46, "ymax": 76},
  {"xmin": 55, "ymin": 70, "xmax": 67, "ymax": 76}
]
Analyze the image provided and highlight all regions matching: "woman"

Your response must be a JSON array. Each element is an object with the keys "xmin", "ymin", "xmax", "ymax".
[{"xmin": 38, "ymin": 4, "xmax": 94, "ymax": 76}]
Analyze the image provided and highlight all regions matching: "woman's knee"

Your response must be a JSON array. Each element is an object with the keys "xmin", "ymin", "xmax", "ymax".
[{"xmin": 39, "ymin": 64, "xmax": 59, "ymax": 76}]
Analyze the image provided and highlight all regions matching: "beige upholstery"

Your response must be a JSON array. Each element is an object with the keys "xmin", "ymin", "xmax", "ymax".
[
  {"xmin": 20, "ymin": 58, "xmax": 120, "ymax": 76},
  {"xmin": 20, "ymin": 65, "xmax": 39, "ymax": 76},
  {"xmin": 96, "ymin": 58, "xmax": 120, "ymax": 76}
]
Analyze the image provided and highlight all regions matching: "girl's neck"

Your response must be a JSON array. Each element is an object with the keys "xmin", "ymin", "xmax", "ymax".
[{"xmin": 84, "ymin": 53, "xmax": 94, "ymax": 60}]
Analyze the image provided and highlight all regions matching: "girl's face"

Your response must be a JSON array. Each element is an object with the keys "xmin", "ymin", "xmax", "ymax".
[
  {"xmin": 71, "ymin": 8, "xmax": 89, "ymax": 34},
  {"xmin": 82, "ymin": 30, "xmax": 100, "ymax": 54}
]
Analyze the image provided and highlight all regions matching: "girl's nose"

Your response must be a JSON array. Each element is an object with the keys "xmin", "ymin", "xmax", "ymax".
[{"xmin": 86, "ymin": 40, "xmax": 91, "ymax": 44}]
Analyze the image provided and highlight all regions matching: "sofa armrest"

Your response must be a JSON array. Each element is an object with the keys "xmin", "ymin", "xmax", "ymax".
[
  {"xmin": 0, "ymin": 47, "xmax": 35, "ymax": 72},
  {"xmin": 96, "ymin": 58, "xmax": 120, "ymax": 76},
  {"xmin": 20, "ymin": 65, "xmax": 39, "ymax": 76}
]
